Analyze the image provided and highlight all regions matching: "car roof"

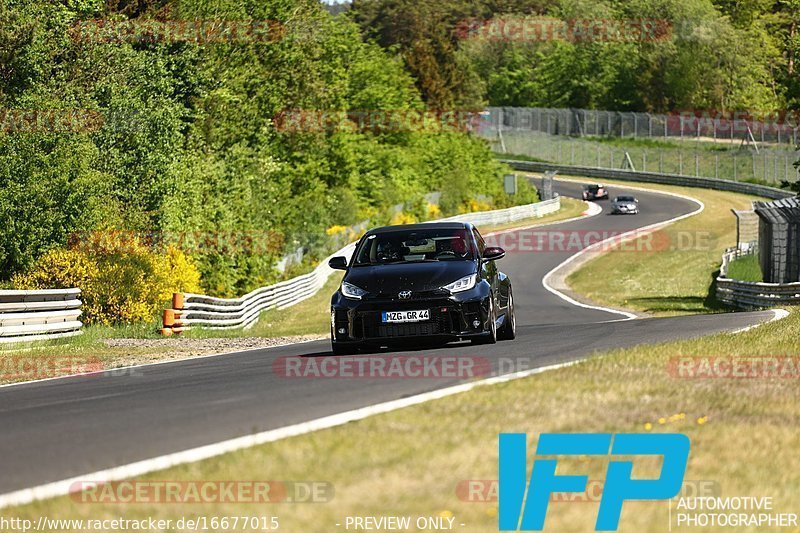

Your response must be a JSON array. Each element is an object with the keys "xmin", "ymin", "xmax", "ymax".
[{"xmin": 366, "ymin": 222, "xmax": 474, "ymax": 235}]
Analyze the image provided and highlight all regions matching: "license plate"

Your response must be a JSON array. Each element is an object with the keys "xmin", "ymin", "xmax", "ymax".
[{"xmin": 381, "ymin": 310, "xmax": 430, "ymax": 323}]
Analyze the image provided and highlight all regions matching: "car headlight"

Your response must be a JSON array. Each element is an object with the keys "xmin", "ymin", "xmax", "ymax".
[
  {"xmin": 441, "ymin": 274, "xmax": 477, "ymax": 293},
  {"xmin": 341, "ymin": 281, "xmax": 368, "ymax": 300}
]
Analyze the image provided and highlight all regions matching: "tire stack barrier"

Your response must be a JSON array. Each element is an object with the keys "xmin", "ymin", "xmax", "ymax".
[{"xmin": 716, "ymin": 246, "xmax": 800, "ymax": 308}]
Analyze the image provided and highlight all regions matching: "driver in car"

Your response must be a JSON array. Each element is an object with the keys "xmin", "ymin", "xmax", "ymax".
[{"xmin": 376, "ymin": 239, "xmax": 404, "ymax": 263}]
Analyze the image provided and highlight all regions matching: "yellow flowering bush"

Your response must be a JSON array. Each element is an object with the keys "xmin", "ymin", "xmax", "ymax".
[
  {"xmin": 12, "ymin": 248, "xmax": 103, "ymax": 321},
  {"xmin": 390, "ymin": 211, "xmax": 418, "ymax": 225},
  {"xmin": 325, "ymin": 225, "xmax": 347, "ymax": 236},
  {"xmin": 426, "ymin": 203, "xmax": 441, "ymax": 219},
  {"xmin": 458, "ymin": 198, "xmax": 493, "ymax": 214},
  {"xmin": 13, "ymin": 236, "xmax": 202, "ymax": 325},
  {"xmin": 161, "ymin": 246, "xmax": 202, "ymax": 299}
]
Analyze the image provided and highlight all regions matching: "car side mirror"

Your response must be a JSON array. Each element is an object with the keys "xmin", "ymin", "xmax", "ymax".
[
  {"xmin": 483, "ymin": 246, "xmax": 505, "ymax": 261},
  {"xmin": 328, "ymin": 256, "xmax": 348, "ymax": 270}
]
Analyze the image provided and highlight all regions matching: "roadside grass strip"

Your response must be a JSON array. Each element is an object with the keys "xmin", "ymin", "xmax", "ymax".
[{"xmin": 563, "ymin": 178, "xmax": 766, "ymax": 316}]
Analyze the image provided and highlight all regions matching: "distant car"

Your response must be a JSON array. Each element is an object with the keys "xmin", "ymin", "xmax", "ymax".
[
  {"xmin": 582, "ymin": 184, "xmax": 609, "ymax": 200},
  {"xmin": 611, "ymin": 195, "xmax": 639, "ymax": 214},
  {"xmin": 327, "ymin": 222, "xmax": 515, "ymax": 354}
]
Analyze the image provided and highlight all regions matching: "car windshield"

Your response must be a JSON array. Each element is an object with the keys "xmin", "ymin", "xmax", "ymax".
[
  {"xmin": 587, "ymin": 185, "xmax": 599, "ymax": 192},
  {"xmin": 615, "ymin": 196, "xmax": 635, "ymax": 202},
  {"xmin": 353, "ymin": 228, "xmax": 476, "ymax": 265}
]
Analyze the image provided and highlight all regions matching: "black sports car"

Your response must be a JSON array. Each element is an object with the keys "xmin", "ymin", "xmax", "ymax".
[
  {"xmin": 328, "ymin": 222, "xmax": 515, "ymax": 354},
  {"xmin": 582, "ymin": 183, "xmax": 609, "ymax": 200}
]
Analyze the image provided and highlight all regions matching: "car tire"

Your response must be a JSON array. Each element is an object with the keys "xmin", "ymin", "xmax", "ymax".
[
  {"xmin": 472, "ymin": 295, "xmax": 497, "ymax": 345},
  {"xmin": 497, "ymin": 287, "xmax": 516, "ymax": 341}
]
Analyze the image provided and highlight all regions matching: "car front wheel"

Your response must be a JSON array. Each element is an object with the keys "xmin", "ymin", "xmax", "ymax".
[
  {"xmin": 498, "ymin": 287, "xmax": 516, "ymax": 341},
  {"xmin": 472, "ymin": 295, "xmax": 497, "ymax": 345}
]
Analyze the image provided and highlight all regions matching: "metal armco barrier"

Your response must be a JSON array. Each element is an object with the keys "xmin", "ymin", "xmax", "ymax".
[
  {"xmin": 502, "ymin": 159, "xmax": 795, "ymax": 200},
  {"xmin": 162, "ymin": 242, "xmax": 357, "ymax": 334},
  {"xmin": 437, "ymin": 196, "xmax": 560, "ymax": 226},
  {"xmin": 0, "ymin": 289, "xmax": 84, "ymax": 344},
  {"xmin": 716, "ymin": 247, "xmax": 800, "ymax": 308},
  {"xmin": 161, "ymin": 197, "xmax": 561, "ymax": 334}
]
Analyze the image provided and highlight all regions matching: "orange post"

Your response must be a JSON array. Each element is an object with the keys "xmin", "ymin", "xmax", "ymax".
[{"xmin": 163, "ymin": 309, "xmax": 176, "ymax": 327}]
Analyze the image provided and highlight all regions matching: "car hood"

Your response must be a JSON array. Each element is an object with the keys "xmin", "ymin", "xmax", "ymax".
[
  {"xmin": 614, "ymin": 202, "xmax": 637, "ymax": 208},
  {"xmin": 344, "ymin": 261, "xmax": 476, "ymax": 295}
]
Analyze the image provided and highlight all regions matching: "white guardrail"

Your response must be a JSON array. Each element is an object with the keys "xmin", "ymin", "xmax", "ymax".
[
  {"xmin": 161, "ymin": 197, "xmax": 561, "ymax": 334},
  {"xmin": 0, "ymin": 289, "xmax": 84, "ymax": 344},
  {"xmin": 716, "ymin": 247, "xmax": 800, "ymax": 308}
]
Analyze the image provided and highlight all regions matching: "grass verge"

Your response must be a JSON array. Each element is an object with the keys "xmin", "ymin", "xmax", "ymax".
[
  {"xmin": 726, "ymin": 255, "xmax": 763, "ymax": 282},
  {"xmin": 11, "ymin": 308, "xmax": 799, "ymax": 532},
  {"xmin": 564, "ymin": 178, "xmax": 764, "ymax": 315}
]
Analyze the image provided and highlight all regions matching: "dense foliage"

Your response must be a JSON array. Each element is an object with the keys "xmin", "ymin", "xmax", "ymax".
[
  {"xmin": 0, "ymin": 0, "xmax": 526, "ymax": 304},
  {"xmin": 352, "ymin": 0, "xmax": 800, "ymax": 112}
]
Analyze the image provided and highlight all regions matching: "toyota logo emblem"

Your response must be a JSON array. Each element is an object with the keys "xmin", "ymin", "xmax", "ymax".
[{"xmin": 398, "ymin": 290, "xmax": 412, "ymax": 299}]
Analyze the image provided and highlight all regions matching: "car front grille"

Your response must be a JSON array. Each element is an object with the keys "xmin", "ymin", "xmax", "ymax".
[
  {"xmin": 372, "ymin": 322, "xmax": 442, "ymax": 338},
  {"xmin": 356, "ymin": 309, "xmax": 455, "ymax": 339}
]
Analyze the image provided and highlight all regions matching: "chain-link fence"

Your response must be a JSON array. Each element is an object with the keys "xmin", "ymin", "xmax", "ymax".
[
  {"xmin": 476, "ymin": 107, "xmax": 800, "ymax": 184},
  {"xmin": 488, "ymin": 132, "xmax": 799, "ymax": 184},
  {"xmin": 483, "ymin": 107, "xmax": 800, "ymax": 146}
]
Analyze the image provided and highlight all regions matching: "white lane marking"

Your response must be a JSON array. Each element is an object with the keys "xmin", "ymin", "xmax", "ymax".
[
  {"xmin": 729, "ymin": 308, "xmax": 790, "ymax": 334},
  {"xmin": 541, "ymin": 182, "xmax": 706, "ymax": 321},
  {"xmin": 0, "ymin": 359, "xmax": 580, "ymax": 509}
]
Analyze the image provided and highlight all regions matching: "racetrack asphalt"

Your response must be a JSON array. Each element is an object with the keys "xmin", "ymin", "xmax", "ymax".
[{"xmin": 0, "ymin": 179, "xmax": 776, "ymax": 496}]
